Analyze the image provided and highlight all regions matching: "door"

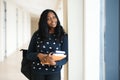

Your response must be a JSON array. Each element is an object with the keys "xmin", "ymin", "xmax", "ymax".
[{"xmin": 105, "ymin": 0, "xmax": 119, "ymax": 80}]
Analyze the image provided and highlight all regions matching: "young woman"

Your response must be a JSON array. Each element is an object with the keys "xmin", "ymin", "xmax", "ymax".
[{"xmin": 26, "ymin": 9, "xmax": 68, "ymax": 80}]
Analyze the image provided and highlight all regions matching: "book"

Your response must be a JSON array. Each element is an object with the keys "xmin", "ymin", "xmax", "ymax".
[
  {"xmin": 41, "ymin": 51, "xmax": 66, "ymax": 65},
  {"xmin": 52, "ymin": 50, "xmax": 66, "ymax": 61}
]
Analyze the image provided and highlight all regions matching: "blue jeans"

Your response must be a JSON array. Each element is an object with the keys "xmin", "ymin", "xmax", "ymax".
[{"xmin": 31, "ymin": 72, "xmax": 61, "ymax": 80}]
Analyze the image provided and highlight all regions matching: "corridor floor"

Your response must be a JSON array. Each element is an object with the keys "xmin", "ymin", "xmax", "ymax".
[
  {"xmin": 0, "ymin": 50, "xmax": 27, "ymax": 80},
  {"xmin": 0, "ymin": 50, "xmax": 65, "ymax": 80}
]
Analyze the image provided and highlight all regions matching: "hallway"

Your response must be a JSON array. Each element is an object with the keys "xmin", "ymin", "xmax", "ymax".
[
  {"xmin": 0, "ymin": 50, "xmax": 27, "ymax": 80},
  {"xmin": 0, "ymin": 0, "xmax": 103, "ymax": 80}
]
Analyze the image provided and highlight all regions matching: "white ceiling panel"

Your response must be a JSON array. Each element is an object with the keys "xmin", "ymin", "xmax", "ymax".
[{"xmin": 11, "ymin": 0, "xmax": 61, "ymax": 16}]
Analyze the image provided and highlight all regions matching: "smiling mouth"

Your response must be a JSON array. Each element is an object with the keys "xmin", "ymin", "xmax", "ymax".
[
  {"xmin": 52, "ymin": 22, "xmax": 56, "ymax": 25},
  {"xmin": 51, "ymin": 22, "xmax": 56, "ymax": 26}
]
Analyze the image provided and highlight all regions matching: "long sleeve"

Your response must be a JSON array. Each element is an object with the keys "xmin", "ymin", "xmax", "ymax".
[
  {"xmin": 56, "ymin": 34, "xmax": 68, "ymax": 66},
  {"xmin": 26, "ymin": 31, "xmax": 39, "ymax": 61},
  {"xmin": 26, "ymin": 32, "xmax": 68, "ymax": 74}
]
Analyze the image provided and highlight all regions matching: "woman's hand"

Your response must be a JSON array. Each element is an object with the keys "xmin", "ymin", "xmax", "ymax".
[
  {"xmin": 46, "ymin": 53, "xmax": 56, "ymax": 65},
  {"xmin": 37, "ymin": 53, "xmax": 56, "ymax": 66},
  {"xmin": 37, "ymin": 53, "xmax": 47, "ymax": 63}
]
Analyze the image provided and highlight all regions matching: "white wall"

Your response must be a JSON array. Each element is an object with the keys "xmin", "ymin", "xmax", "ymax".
[
  {"xmin": 31, "ymin": 16, "xmax": 39, "ymax": 35},
  {"xmin": 0, "ymin": 0, "xmax": 31, "ymax": 61},
  {"xmin": 67, "ymin": 0, "xmax": 84, "ymax": 80},
  {"xmin": 22, "ymin": 11, "xmax": 31, "ymax": 48},
  {"xmin": 67, "ymin": 0, "xmax": 100, "ymax": 80},
  {"xmin": 6, "ymin": 0, "xmax": 17, "ymax": 56},
  {"xmin": 84, "ymin": 0, "xmax": 100, "ymax": 80},
  {"xmin": 17, "ymin": 8, "xmax": 24, "ymax": 48},
  {"xmin": 0, "ymin": 0, "xmax": 5, "ymax": 61}
]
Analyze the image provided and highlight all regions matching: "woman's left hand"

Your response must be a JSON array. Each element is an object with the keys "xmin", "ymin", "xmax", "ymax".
[{"xmin": 46, "ymin": 53, "xmax": 56, "ymax": 65}]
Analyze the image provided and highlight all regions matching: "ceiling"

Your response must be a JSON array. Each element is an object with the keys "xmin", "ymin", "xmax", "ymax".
[{"xmin": 12, "ymin": 0, "xmax": 62, "ymax": 17}]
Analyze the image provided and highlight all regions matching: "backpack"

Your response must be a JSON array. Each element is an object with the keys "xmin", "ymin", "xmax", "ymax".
[{"xmin": 20, "ymin": 49, "xmax": 31, "ymax": 80}]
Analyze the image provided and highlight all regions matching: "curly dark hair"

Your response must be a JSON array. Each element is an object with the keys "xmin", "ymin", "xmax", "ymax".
[{"xmin": 38, "ymin": 9, "xmax": 65, "ymax": 41}]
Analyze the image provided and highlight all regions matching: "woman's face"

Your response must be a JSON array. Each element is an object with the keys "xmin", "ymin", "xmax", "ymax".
[{"xmin": 47, "ymin": 12, "xmax": 57, "ymax": 28}]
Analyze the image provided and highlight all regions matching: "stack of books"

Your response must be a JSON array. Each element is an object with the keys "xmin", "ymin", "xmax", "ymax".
[{"xmin": 52, "ymin": 50, "xmax": 66, "ymax": 61}]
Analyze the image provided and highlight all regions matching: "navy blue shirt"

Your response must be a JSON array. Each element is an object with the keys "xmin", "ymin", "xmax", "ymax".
[{"xmin": 26, "ymin": 31, "xmax": 68, "ymax": 74}]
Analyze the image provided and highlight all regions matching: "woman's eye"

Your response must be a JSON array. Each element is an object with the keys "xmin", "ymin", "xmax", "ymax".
[
  {"xmin": 47, "ymin": 16, "xmax": 56, "ymax": 21},
  {"xmin": 53, "ymin": 16, "xmax": 56, "ymax": 19},
  {"xmin": 47, "ymin": 18, "xmax": 50, "ymax": 20}
]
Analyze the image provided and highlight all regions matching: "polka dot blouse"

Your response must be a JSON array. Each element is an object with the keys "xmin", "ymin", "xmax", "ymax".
[{"xmin": 26, "ymin": 31, "xmax": 68, "ymax": 74}]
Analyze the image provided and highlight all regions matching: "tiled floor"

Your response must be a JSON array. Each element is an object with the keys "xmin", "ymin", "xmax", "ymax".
[
  {"xmin": 0, "ymin": 50, "xmax": 28, "ymax": 80},
  {"xmin": 0, "ymin": 50, "xmax": 65, "ymax": 80}
]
